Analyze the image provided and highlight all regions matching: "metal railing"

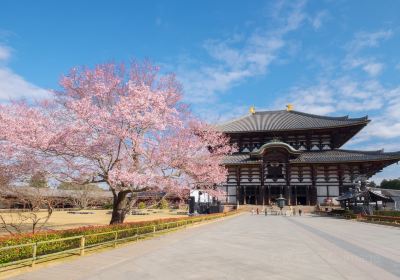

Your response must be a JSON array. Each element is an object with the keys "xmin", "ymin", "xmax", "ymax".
[{"xmin": 0, "ymin": 213, "xmax": 234, "ymax": 269}]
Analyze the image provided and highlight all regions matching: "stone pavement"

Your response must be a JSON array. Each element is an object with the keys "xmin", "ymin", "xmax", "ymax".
[{"xmin": 8, "ymin": 214, "xmax": 400, "ymax": 280}]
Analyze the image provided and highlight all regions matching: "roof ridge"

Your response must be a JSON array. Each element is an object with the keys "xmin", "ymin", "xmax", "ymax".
[
  {"xmin": 333, "ymin": 149, "xmax": 385, "ymax": 154},
  {"xmin": 300, "ymin": 149, "xmax": 387, "ymax": 154},
  {"xmin": 215, "ymin": 109, "xmax": 370, "ymax": 133},
  {"xmin": 214, "ymin": 113, "xmax": 253, "ymax": 127},
  {"xmin": 289, "ymin": 110, "xmax": 367, "ymax": 121}
]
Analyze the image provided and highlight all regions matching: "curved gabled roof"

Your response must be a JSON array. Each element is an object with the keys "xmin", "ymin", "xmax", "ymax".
[
  {"xmin": 250, "ymin": 141, "xmax": 301, "ymax": 156},
  {"xmin": 216, "ymin": 110, "xmax": 369, "ymax": 133},
  {"xmin": 222, "ymin": 149, "xmax": 400, "ymax": 165},
  {"xmin": 290, "ymin": 149, "xmax": 400, "ymax": 163},
  {"xmin": 222, "ymin": 154, "xmax": 261, "ymax": 165}
]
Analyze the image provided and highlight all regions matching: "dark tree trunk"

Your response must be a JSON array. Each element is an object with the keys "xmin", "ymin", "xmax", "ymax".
[{"xmin": 110, "ymin": 191, "xmax": 129, "ymax": 224}]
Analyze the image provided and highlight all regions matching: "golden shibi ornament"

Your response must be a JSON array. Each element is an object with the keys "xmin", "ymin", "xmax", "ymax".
[
  {"xmin": 286, "ymin": 104, "xmax": 294, "ymax": 111},
  {"xmin": 249, "ymin": 105, "xmax": 256, "ymax": 114}
]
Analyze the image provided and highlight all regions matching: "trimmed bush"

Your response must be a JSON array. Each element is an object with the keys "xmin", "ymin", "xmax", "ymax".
[
  {"xmin": 138, "ymin": 202, "xmax": 146, "ymax": 209},
  {"xmin": 373, "ymin": 210, "xmax": 400, "ymax": 217},
  {"xmin": 158, "ymin": 198, "xmax": 169, "ymax": 209}
]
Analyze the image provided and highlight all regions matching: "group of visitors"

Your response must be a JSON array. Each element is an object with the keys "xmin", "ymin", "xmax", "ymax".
[{"xmin": 251, "ymin": 207, "xmax": 302, "ymax": 216}]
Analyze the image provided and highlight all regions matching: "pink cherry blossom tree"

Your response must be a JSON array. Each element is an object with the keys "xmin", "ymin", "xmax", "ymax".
[{"xmin": 0, "ymin": 62, "xmax": 234, "ymax": 224}]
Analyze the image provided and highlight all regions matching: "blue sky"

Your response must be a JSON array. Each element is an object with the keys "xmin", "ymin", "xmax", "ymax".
[{"xmin": 0, "ymin": 0, "xmax": 399, "ymax": 182}]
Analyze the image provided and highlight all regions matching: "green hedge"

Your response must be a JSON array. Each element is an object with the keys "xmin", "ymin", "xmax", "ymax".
[
  {"xmin": 373, "ymin": 210, "xmax": 400, "ymax": 217},
  {"xmin": 0, "ymin": 211, "xmax": 236, "ymax": 265}
]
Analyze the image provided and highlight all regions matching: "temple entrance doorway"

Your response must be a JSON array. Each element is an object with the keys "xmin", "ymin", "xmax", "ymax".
[
  {"xmin": 244, "ymin": 186, "xmax": 257, "ymax": 204},
  {"xmin": 269, "ymin": 185, "xmax": 283, "ymax": 204},
  {"xmin": 292, "ymin": 186, "xmax": 307, "ymax": 205}
]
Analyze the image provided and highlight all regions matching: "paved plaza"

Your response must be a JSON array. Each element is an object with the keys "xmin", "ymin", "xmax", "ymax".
[{"xmin": 9, "ymin": 214, "xmax": 400, "ymax": 280}]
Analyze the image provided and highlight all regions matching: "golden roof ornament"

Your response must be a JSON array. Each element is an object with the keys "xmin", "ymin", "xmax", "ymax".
[
  {"xmin": 249, "ymin": 105, "xmax": 256, "ymax": 114},
  {"xmin": 286, "ymin": 104, "xmax": 294, "ymax": 111}
]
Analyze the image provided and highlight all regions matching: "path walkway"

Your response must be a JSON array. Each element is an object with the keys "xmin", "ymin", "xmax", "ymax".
[{"xmin": 8, "ymin": 214, "xmax": 400, "ymax": 280}]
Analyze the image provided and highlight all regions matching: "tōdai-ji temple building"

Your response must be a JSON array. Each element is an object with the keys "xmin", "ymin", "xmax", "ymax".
[{"xmin": 217, "ymin": 106, "xmax": 400, "ymax": 206}]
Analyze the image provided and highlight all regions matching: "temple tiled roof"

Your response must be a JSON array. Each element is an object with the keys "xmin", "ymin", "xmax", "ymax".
[
  {"xmin": 222, "ymin": 154, "xmax": 261, "ymax": 165},
  {"xmin": 222, "ymin": 149, "xmax": 400, "ymax": 165},
  {"xmin": 216, "ymin": 110, "xmax": 369, "ymax": 133},
  {"xmin": 291, "ymin": 149, "xmax": 400, "ymax": 163}
]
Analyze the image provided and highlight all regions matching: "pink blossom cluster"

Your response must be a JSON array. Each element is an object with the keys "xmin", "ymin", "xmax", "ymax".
[{"xmin": 0, "ymin": 62, "xmax": 235, "ymax": 199}]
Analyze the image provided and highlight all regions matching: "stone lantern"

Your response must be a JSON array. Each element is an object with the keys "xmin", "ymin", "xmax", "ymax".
[{"xmin": 276, "ymin": 195, "xmax": 286, "ymax": 211}]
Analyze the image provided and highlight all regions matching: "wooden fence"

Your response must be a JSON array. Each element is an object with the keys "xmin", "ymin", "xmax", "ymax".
[{"xmin": 0, "ymin": 213, "xmax": 235, "ymax": 268}]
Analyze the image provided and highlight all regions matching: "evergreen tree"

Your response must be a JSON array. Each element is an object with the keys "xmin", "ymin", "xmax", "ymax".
[
  {"xmin": 29, "ymin": 172, "xmax": 47, "ymax": 188},
  {"xmin": 379, "ymin": 178, "xmax": 400, "ymax": 190}
]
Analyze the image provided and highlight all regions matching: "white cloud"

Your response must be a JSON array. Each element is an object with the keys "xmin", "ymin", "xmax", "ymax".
[
  {"xmin": 343, "ymin": 30, "xmax": 392, "ymax": 76},
  {"xmin": 0, "ymin": 68, "xmax": 50, "ymax": 101},
  {"xmin": 370, "ymin": 165, "xmax": 399, "ymax": 184},
  {"xmin": 0, "ymin": 45, "xmax": 11, "ymax": 62},
  {"xmin": 346, "ymin": 30, "xmax": 392, "ymax": 53},
  {"xmin": 276, "ymin": 77, "xmax": 387, "ymax": 114},
  {"xmin": 0, "ymin": 44, "xmax": 50, "ymax": 102},
  {"xmin": 362, "ymin": 62, "xmax": 384, "ymax": 76},
  {"xmin": 310, "ymin": 10, "xmax": 328, "ymax": 30},
  {"xmin": 176, "ymin": 1, "xmax": 308, "ymax": 105},
  {"xmin": 277, "ymin": 77, "xmax": 400, "ymax": 146},
  {"xmin": 194, "ymin": 103, "xmax": 249, "ymax": 124}
]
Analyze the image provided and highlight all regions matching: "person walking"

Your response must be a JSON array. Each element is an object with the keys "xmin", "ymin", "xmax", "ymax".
[
  {"xmin": 298, "ymin": 208, "xmax": 302, "ymax": 216},
  {"xmin": 256, "ymin": 208, "xmax": 259, "ymax": 215},
  {"xmin": 264, "ymin": 208, "xmax": 268, "ymax": 216},
  {"xmin": 251, "ymin": 209, "xmax": 255, "ymax": 215}
]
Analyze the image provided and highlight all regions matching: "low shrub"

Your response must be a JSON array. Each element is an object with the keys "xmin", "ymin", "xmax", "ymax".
[
  {"xmin": 138, "ymin": 202, "xmax": 146, "ymax": 209},
  {"xmin": 158, "ymin": 198, "xmax": 169, "ymax": 209},
  {"xmin": 373, "ymin": 210, "xmax": 400, "ymax": 217}
]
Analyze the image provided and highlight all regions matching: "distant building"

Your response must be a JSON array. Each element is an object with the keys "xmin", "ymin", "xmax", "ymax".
[{"xmin": 217, "ymin": 106, "xmax": 400, "ymax": 206}]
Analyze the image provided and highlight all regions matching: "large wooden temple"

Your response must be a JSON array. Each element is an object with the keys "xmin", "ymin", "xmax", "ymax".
[{"xmin": 217, "ymin": 106, "xmax": 400, "ymax": 206}]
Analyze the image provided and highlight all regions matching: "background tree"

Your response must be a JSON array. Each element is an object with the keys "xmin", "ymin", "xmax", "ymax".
[
  {"xmin": 158, "ymin": 198, "xmax": 169, "ymax": 209},
  {"xmin": 58, "ymin": 182, "xmax": 107, "ymax": 209},
  {"xmin": 380, "ymin": 179, "xmax": 400, "ymax": 190},
  {"xmin": 29, "ymin": 172, "xmax": 48, "ymax": 188},
  {"xmin": 0, "ymin": 61, "xmax": 234, "ymax": 224},
  {"xmin": 0, "ymin": 183, "xmax": 58, "ymax": 235},
  {"xmin": 368, "ymin": 181, "xmax": 377, "ymax": 188}
]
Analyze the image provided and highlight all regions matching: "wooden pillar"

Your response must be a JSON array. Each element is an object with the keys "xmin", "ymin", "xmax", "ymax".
[
  {"xmin": 255, "ymin": 186, "xmax": 259, "ymax": 205},
  {"xmin": 236, "ymin": 185, "xmax": 240, "ymax": 206},
  {"xmin": 338, "ymin": 164, "xmax": 344, "ymax": 195},
  {"xmin": 260, "ymin": 164, "xmax": 264, "ymax": 206},
  {"xmin": 262, "ymin": 185, "xmax": 265, "ymax": 206},
  {"xmin": 243, "ymin": 186, "xmax": 247, "ymax": 205},
  {"xmin": 285, "ymin": 163, "xmax": 291, "ymax": 205},
  {"xmin": 311, "ymin": 165, "xmax": 317, "ymax": 205},
  {"xmin": 284, "ymin": 186, "xmax": 290, "ymax": 205},
  {"xmin": 268, "ymin": 185, "xmax": 271, "ymax": 205},
  {"xmin": 306, "ymin": 186, "xmax": 310, "ymax": 206},
  {"xmin": 294, "ymin": 185, "xmax": 298, "ymax": 205},
  {"xmin": 236, "ymin": 166, "xmax": 241, "ymax": 205},
  {"xmin": 306, "ymin": 133, "xmax": 312, "ymax": 150}
]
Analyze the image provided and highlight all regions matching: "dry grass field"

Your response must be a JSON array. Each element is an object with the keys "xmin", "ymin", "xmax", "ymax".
[{"xmin": 0, "ymin": 209, "xmax": 187, "ymax": 236}]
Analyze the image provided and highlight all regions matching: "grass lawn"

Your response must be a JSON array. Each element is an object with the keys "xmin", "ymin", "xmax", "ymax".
[{"xmin": 0, "ymin": 209, "xmax": 187, "ymax": 235}]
